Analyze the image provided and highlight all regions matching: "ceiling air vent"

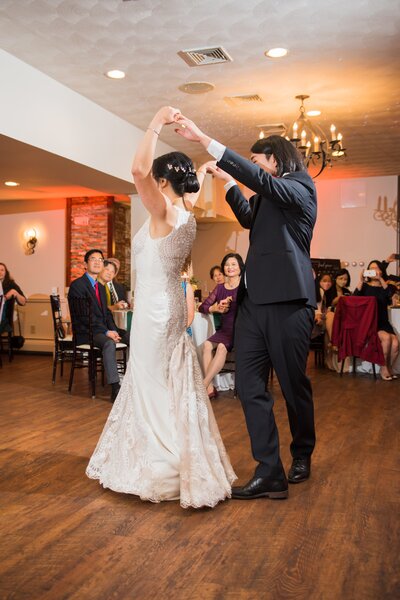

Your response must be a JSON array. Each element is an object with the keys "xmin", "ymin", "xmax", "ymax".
[
  {"xmin": 257, "ymin": 123, "xmax": 287, "ymax": 136},
  {"xmin": 178, "ymin": 46, "xmax": 233, "ymax": 67},
  {"xmin": 224, "ymin": 94, "xmax": 263, "ymax": 107}
]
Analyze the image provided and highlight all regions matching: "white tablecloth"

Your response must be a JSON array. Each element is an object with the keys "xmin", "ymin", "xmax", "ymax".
[
  {"xmin": 355, "ymin": 307, "xmax": 400, "ymax": 375},
  {"xmin": 389, "ymin": 307, "xmax": 400, "ymax": 374},
  {"xmin": 112, "ymin": 309, "xmax": 133, "ymax": 330},
  {"xmin": 191, "ymin": 312, "xmax": 235, "ymax": 391}
]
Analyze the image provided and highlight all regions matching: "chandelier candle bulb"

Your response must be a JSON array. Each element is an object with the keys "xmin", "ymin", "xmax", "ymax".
[
  {"xmin": 301, "ymin": 129, "xmax": 307, "ymax": 147},
  {"xmin": 292, "ymin": 122, "xmax": 298, "ymax": 139},
  {"xmin": 306, "ymin": 141, "xmax": 311, "ymax": 157},
  {"xmin": 337, "ymin": 132, "xmax": 343, "ymax": 147},
  {"xmin": 313, "ymin": 136, "xmax": 319, "ymax": 152},
  {"xmin": 330, "ymin": 124, "xmax": 336, "ymax": 141}
]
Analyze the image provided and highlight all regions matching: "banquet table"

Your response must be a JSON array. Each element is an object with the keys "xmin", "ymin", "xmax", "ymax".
[
  {"xmin": 112, "ymin": 309, "xmax": 133, "ymax": 331},
  {"xmin": 191, "ymin": 312, "xmax": 235, "ymax": 392},
  {"xmin": 389, "ymin": 307, "xmax": 400, "ymax": 374},
  {"xmin": 355, "ymin": 306, "xmax": 400, "ymax": 375}
]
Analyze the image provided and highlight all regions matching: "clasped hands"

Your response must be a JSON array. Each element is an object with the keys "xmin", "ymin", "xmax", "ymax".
[
  {"xmin": 152, "ymin": 106, "xmax": 232, "ymax": 182},
  {"xmin": 107, "ymin": 330, "xmax": 121, "ymax": 343},
  {"xmin": 212, "ymin": 297, "xmax": 232, "ymax": 314}
]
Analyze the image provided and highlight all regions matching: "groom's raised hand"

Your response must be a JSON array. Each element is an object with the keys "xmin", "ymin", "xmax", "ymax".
[
  {"xmin": 205, "ymin": 163, "xmax": 233, "ymax": 184},
  {"xmin": 174, "ymin": 115, "xmax": 212, "ymax": 148}
]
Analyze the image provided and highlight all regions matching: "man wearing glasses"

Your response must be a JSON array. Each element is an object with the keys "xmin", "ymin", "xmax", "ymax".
[{"xmin": 68, "ymin": 249, "xmax": 129, "ymax": 401}]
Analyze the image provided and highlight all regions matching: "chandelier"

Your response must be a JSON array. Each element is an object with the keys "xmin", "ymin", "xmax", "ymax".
[{"xmin": 258, "ymin": 94, "xmax": 346, "ymax": 178}]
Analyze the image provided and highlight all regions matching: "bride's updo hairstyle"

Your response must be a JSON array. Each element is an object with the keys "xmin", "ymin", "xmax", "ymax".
[{"xmin": 152, "ymin": 152, "xmax": 200, "ymax": 196}]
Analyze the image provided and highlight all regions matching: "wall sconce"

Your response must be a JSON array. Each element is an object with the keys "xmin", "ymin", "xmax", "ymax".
[{"xmin": 24, "ymin": 228, "xmax": 38, "ymax": 255}]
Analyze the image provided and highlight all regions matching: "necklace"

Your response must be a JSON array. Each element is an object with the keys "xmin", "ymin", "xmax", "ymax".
[{"xmin": 226, "ymin": 277, "xmax": 240, "ymax": 289}]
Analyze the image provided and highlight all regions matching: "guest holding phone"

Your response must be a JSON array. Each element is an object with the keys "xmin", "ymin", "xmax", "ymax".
[{"xmin": 354, "ymin": 260, "xmax": 399, "ymax": 380}]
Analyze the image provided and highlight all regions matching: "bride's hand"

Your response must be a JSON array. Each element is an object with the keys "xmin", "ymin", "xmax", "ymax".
[
  {"xmin": 196, "ymin": 160, "xmax": 217, "ymax": 177},
  {"xmin": 153, "ymin": 106, "xmax": 182, "ymax": 126},
  {"xmin": 206, "ymin": 164, "xmax": 233, "ymax": 183},
  {"xmin": 174, "ymin": 115, "xmax": 206, "ymax": 143}
]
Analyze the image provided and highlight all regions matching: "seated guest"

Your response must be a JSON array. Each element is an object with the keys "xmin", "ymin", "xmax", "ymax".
[
  {"xmin": 354, "ymin": 260, "xmax": 399, "ymax": 381},
  {"xmin": 68, "ymin": 249, "xmax": 130, "ymax": 401},
  {"xmin": 181, "ymin": 256, "xmax": 195, "ymax": 335},
  {"xmin": 313, "ymin": 273, "xmax": 333, "ymax": 337},
  {"xmin": 199, "ymin": 252, "xmax": 244, "ymax": 398},
  {"xmin": 0, "ymin": 262, "xmax": 26, "ymax": 333},
  {"xmin": 181, "ymin": 277, "xmax": 195, "ymax": 335},
  {"xmin": 325, "ymin": 268, "xmax": 352, "ymax": 341},
  {"xmin": 381, "ymin": 253, "xmax": 399, "ymax": 280},
  {"xmin": 210, "ymin": 265, "xmax": 225, "ymax": 286},
  {"xmin": 98, "ymin": 258, "xmax": 128, "ymax": 310}
]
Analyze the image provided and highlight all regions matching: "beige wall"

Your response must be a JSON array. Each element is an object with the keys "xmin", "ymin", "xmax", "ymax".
[
  {"xmin": 0, "ymin": 199, "xmax": 66, "ymax": 298},
  {"xmin": 312, "ymin": 175, "xmax": 397, "ymax": 282},
  {"xmin": 191, "ymin": 174, "xmax": 398, "ymax": 295},
  {"xmin": 1, "ymin": 173, "xmax": 397, "ymax": 302},
  {"xmin": 191, "ymin": 221, "xmax": 249, "ymax": 296}
]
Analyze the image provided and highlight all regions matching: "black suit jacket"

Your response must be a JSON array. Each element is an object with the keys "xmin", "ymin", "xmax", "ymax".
[
  {"xmin": 218, "ymin": 148, "xmax": 317, "ymax": 307},
  {"xmin": 112, "ymin": 281, "xmax": 127, "ymax": 303},
  {"xmin": 68, "ymin": 274, "xmax": 118, "ymax": 344}
]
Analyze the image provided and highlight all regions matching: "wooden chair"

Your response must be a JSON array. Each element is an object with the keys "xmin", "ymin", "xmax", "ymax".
[
  {"xmin": 68, "ymin": 296, "xmax": 127, "ymax": 398},
  {"xmin": 0, "ymin": 296, "xmax": 16, "ymax": 362},
  {"xmin": 49, "ymin": 294, "xmax": 73, "ymax": 384},
  {"xmin": 219, "ymin": 350, "xmax": 238, "ymax": 398},
  {"xmin": 332, "ymin": 296, "xmax": 384, "ymax": 379},
  {"xmin": 309, "ymin": 332, "xmax": 325, "ymax": 367}
]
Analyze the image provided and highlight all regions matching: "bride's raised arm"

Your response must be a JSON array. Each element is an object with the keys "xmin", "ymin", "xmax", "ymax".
[
  {"xmin": 131, "ymin": 106, "xmax": 181, "ymax": 218},
  {"xmin": 184, "ymin": 160, "xmax": 218, "ymax": 209}
]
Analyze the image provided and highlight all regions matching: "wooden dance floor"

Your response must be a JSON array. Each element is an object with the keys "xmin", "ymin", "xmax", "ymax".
[{"xmin": 0, "ymin": 354, "xmax": 398, "ymax": 599}]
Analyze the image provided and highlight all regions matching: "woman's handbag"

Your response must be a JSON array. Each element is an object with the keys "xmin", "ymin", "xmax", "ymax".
[{"xmin": 11, "ymin": 310, "xmax": 25, "ymax": 349}]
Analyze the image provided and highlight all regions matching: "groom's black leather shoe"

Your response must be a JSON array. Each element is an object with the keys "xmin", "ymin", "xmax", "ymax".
[
  {"xmin": 231, "ymin": 476, "xmax": 288, "ymax": 500},
  {"xmin": 288, "ymin": 457, "xmax": 311, "ymax": 484}
]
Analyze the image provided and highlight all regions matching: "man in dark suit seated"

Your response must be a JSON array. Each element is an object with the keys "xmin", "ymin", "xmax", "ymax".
[
  {"xmin": 68, "ymin": 249, "xmax": 129, "ymax": 401},
  {"xmin": 98, "ymin": 258, "xmax": 128, "ymax": 310}
]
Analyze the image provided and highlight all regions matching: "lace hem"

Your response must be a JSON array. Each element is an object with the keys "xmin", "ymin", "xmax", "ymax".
[{"xmin": 86, "ymin": 333, "xmax": 236, "ymax": 509}]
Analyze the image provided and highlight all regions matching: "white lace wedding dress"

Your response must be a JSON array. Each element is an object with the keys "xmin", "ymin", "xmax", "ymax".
[{"xmin": 86, "ymin": 205, "xmax": 236, "ymax": 508}]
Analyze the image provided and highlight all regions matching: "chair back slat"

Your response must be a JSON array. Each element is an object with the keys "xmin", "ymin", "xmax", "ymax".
[
  {"xmin": 68, "ymin": 296, "xmax": 94, "ymax": 346},
  {"xmin": 49, "ymin": 294, "xmax": 66, "ymax": 341}
]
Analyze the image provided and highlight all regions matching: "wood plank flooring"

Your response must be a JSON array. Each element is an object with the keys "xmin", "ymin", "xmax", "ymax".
[{"xmin": 0, "ymin": 354, "xmax": 399, "ymax": 600}]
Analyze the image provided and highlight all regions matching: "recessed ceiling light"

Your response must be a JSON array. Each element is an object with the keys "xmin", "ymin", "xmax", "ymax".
[
  {"xmin": 105, "ymin": 69, "xmax": 126, "ymax": 79},
  {"xmin": 178, "ymin": 81, "xmax": 215, "ymax": 94},
  {"xmin": 265, "ymin": 47, "xmax": 288, "ymax": 58},
  {"xmin": 4, "ymin": 181, "xmax": 20, "ymax": 187},
  {"xmin": 307, "ymin": 110, "xmax": 321, "ymax": 117}
]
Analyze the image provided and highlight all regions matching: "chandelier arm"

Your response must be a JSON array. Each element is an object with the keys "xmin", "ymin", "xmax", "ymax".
[{"xmin": 311, "ymin": 147, "xmax": 327, "ymax": 179}]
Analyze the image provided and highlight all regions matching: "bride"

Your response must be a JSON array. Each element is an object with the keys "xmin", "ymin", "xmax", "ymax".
[{"xmin": 86, "ymin": 106, "xmax": 236, "ymax": 508}]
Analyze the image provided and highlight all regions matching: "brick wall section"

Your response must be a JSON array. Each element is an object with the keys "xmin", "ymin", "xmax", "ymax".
[
  {"xmin": 112, "ymin": 203, "xmax": 131, "ymax": 289},
  {"xmin": 68, "ymin": 197, "xmax": 110, "ymax": 282}
]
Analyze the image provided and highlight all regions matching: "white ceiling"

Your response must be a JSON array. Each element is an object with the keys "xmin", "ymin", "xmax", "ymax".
[{"xmin": 0, "ymin": 0, "xmax": 399, "ymax": 201}]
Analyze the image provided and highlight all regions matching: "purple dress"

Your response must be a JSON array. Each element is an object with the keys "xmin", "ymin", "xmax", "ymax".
[{"xmin": 199, "ymin": 283, "xmax": 239, "ymax": 351}]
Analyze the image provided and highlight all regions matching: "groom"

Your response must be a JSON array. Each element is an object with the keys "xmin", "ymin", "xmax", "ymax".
[{"xmin": 176, "ymin": 116, "xmax": 317, "ymax": 499}]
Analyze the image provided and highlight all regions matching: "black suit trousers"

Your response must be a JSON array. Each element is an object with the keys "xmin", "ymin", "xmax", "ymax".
[{"xmin": 235, "ymin": 294, "xmax": 316, "ymax": 479}]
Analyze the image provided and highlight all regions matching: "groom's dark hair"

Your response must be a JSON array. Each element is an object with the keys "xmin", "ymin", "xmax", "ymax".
[{"xmin": 251, "ymin": 135, "xmax": 306, "ymax": 177}]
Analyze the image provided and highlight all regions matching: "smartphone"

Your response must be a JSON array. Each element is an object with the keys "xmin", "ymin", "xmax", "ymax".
[{"xmin": 363, "ymin": 269, "xmax": 376, "ymax": 278}]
